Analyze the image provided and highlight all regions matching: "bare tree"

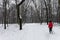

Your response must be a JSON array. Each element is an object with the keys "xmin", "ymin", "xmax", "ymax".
[
  {"xmin": 58, "ymin": 0, "xmax": 60, "ymax": 23},
  {"xmin": 43, "ymin": 0, "xmax": 52, "ymax": 24},
  {"xmin": 43, "ymin": 0, "xmax": 48, "ymax": 24},
  {"xmin": 3, "ymin": 0, "xmax": 7, "ymax": 29},
  {"xmin": 48, "ymin": 0, "xmax": 52, "ymax": 21},
  {"xmin": 15, "ymin": 0, "xmax": 25, "ymax": 30}
]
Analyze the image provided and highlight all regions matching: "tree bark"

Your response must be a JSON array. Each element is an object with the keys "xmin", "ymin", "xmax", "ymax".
[
  {"xmin": 15, "ymin": 0, "xmax": 25, "ymax": 30},
  {"xmin": 58, "ymin": 0, "xmax": 60, "ymax": 23},
  {"xmin": 3, "ymin": 0, "xmax": 7, "ymax": 29}
]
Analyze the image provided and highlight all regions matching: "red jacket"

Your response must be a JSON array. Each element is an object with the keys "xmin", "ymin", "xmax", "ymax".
[{"xmin": 48, "ymin": 22, "xmax": 53, "ymax": 28}]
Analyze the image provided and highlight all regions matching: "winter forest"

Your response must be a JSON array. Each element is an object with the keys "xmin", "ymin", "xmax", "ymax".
[
  {"xmin": 0, "ymin": 0, "xmax": 59, "ymax": 23},
  {"xmin": 0, "ymin": 0, "xmax": 59, "ymax": 29},
  {"xmin": 0, "ymin": 0, "xmax": 60, "ymax": 40}
]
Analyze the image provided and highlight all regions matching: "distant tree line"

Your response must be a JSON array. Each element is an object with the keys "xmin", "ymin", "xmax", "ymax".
[{"xmin": 0, "ymin": 0, "xmax": 59, "ymax": 24}]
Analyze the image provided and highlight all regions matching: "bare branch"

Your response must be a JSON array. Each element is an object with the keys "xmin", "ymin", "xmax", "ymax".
[{"xmin": 17, "ymin": 0, "xmax": 25, "ymax": 6}]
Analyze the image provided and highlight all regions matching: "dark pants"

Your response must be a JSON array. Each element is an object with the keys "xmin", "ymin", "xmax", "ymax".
[{"xmin": 49, "ymin": 28, "xmax": 52, "ymax": 33}]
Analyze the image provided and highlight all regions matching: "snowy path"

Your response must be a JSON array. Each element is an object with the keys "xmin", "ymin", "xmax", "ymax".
[
  {"xmin": 0, "ymin": 23, "xmax": 60, "ymax": 40},
  {"xmin": 22, "ymin": 23, "xmax": 60, "ymax": 40}
]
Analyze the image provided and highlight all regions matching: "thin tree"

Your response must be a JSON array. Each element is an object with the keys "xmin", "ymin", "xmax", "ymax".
[
  {"xmin": 48, "ymin": 0, "xmax": 52, "ymax": 21},
  {"xmin": 58, "ymin": 0, "xmax": 60, "ymax": 23},
  {"xmin": 44, "ymin": 0, "xmax": 48, "ymax": 24},
  {"xmin": 3, "ymin": 0, "xmax": 7, "ymax": 29},
  {"xmin": 40, "ymin": 0, "xmax": 43, "ymax": 24}
]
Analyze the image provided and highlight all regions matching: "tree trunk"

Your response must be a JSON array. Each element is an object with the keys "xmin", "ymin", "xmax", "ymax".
[
  {"xmin": 15, "ymin": 0, "xmax": 25, "ymax": 30},
  {"xmin": 58, "ymin": 0, "xmax": 60, "ymax": 23},
  {"xmin": 3, "ymin": 0, "xmax": 7, "ymax": 29}
]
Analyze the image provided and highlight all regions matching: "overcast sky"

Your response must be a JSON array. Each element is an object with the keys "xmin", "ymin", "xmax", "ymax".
[
  {"xmin": 0, "ymin": 0, "xmax": 58, "ymax": 4},
  {"xmin": 0, "ymin": 0, "xmax": 22, "ymax": 4}
]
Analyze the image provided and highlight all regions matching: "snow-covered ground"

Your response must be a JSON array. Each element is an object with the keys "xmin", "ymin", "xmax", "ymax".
[{"xmin": 0, "ymin": 23, "xmax": 60, "ymax": 40}]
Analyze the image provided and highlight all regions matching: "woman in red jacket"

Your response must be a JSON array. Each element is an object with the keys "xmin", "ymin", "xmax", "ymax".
[{"xmin": 48, "ymin": 20, "xmax": 53, "ymax": 33}]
